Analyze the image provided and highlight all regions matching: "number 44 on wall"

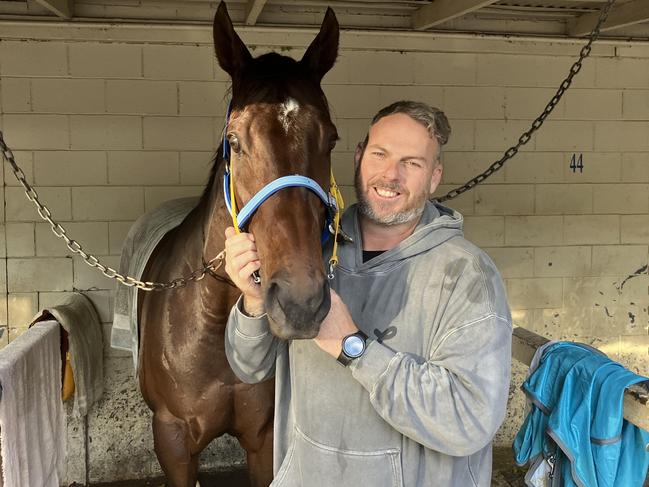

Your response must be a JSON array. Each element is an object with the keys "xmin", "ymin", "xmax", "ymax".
[{"xmin": 570, "ymin": 153, "xmax": 584, "ymax": 173}]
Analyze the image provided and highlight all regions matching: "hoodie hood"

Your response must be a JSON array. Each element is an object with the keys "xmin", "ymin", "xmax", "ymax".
[{"xmin": 331, "ymin": 200, "xmax": 464, "ymax": 272}]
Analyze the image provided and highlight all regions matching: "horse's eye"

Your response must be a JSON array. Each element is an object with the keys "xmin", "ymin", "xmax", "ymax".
[{"xmin": 228, "ymin": 134, "xmax": 241, "ymax": 154}]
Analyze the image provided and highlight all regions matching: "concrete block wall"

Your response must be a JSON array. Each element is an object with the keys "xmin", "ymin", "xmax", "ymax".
[{"xmin": 1, "ymin": 21, "xmax": 648, "ymax": 482}]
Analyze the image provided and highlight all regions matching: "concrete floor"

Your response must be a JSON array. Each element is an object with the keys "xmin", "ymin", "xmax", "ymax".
[
  {"xmin": 89, "ymin": 468, "xmax": 250, "ymax": 487},
  {"xmin": 491, "ymin": 447, "xmax": 527, "ymax": 487},
  {"xmin": 87, "ymin": 447, "xmax": 528, "ymax": 487}
]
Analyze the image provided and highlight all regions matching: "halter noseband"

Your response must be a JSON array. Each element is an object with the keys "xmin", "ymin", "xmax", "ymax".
[{"xmin": 222, "ymin": 101, "xmax": 344, "ymax": 280}]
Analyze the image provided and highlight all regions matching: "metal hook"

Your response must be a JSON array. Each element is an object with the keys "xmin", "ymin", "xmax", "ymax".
[
  {"xmin": 328, "ymin": 223, "xmax": 354, "ymax": 244},
  {"xmin": 327, "ymin": 262, "xmax": 335, "ymax": 280}
]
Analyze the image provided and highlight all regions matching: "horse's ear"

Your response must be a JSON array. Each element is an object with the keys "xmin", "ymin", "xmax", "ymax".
[
  {"xmin": 213, "ymin": 2, "xmax": 252, "ymax": 77},
  {"xmin": 300, "ymin": 8, "xmax": 339, "ymax": 81}
]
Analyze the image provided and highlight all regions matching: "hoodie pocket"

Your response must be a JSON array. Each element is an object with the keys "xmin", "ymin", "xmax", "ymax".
[{"xmin": 273, "ymin": 425, "xmax": 404, "ymax": 487}]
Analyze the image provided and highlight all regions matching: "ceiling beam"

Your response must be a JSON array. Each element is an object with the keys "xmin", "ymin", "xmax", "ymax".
[
  {"xmin": 568, "ymin": 0, "xmax": 649, "ymax": 37},
  {"xmin": 412, "ymin": 0, "xmax": 500, "ymax": 30},
  {"xmin": 245, "ymin": 0, "xmax": 267, "ymax": 26},
  {"xmin": 34, "ymin": 0, "xmax": 73, "ymax": 19}
]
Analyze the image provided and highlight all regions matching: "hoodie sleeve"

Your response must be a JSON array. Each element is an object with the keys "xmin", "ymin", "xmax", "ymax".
[
  {"xmin": 350, "ymin": 313, "xmax": 512, "ymax": 456},
  {"xmin": 225, "ymin": 295, "xmax": 285, "ymax": 384}
]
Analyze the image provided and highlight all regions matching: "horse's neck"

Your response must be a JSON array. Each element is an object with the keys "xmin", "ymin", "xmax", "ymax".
[{"xmin": 199, "ymin": 164, "xmax": 232, "ymax": 263}]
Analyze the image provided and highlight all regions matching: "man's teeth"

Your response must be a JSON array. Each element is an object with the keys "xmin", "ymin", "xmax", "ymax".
[{"xmin": 376, "ymin": 188, "xmax": 399, "ymax": 198}]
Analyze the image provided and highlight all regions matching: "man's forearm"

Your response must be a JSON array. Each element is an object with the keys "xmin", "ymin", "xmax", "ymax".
[{"xmin": 349, "ymin": 315, "xmax": 512, "ymax": 456}]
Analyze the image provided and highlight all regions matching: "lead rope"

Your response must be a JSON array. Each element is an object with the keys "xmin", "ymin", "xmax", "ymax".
[
  {"xmin": 328, "ymin": 168, "xmax": 345, "ymax": 279},
  {"xmin": 229, "ymin": 163, "xmax": 241, "ymax": 233},
  {"xmin": 228, "ymin": 166, "xmax": 262, "ymax": 284}
]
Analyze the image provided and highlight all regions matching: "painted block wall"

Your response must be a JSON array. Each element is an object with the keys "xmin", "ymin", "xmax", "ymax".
[{"xmin": 1, "ymin": 21, "xmax": 648, "ymax": 483}]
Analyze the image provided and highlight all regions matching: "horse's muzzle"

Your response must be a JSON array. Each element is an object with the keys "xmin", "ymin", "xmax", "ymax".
[{"xmin": 264, "ymin": 270, "xmax": 331, "ymax": 339}]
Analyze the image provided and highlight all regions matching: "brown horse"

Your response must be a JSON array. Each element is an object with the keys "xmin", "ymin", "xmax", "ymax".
[{"xmin": 137, "ymin": 3, "xmax": 339, "ymax": 487}]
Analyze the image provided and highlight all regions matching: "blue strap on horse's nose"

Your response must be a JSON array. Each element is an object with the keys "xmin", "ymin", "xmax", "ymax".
[{"xmin": 224, "ymin": 173, "xmax": 335, "ymax": 235}]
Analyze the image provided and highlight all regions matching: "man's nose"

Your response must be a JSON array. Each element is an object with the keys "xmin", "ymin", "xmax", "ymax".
[{"xmin": 381, "ymin": 158, "xmax": 401, "ymax": 179}]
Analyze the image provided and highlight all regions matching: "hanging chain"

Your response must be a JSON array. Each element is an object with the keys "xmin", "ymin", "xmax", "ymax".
[
  {"xmin": 435, "ymin": 0, "xmax": 617, "ymax": 203},
  {"xmin": 0, "ymin": 0, "xmax": 617, "ymax": 287},
  {"xmin": 0, "ymin": 135, "xmax": 225, "ymax": 291}
]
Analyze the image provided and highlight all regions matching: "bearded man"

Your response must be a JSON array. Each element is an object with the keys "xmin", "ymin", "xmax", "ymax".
[{"xmin": 224, "ymin": 100, "xmax": 513, "ymax": 487}]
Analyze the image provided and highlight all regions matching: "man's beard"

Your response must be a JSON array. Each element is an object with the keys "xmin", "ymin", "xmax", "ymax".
[{"xmin": 354, "ymin": 168, "xmax": 426, "ymax": 226}]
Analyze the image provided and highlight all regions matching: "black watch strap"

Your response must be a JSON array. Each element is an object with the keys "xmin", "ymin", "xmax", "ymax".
[{"xmin": 337, "ymin": 330, "xmax": 369, "ymax": 367}]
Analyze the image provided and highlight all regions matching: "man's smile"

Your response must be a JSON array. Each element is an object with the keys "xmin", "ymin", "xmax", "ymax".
[{"xmin": 373, "ymin": 186, "xmax": 402, "ymax": 200}]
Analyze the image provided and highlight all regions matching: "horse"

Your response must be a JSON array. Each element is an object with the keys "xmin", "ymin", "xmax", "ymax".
[{"xmin": 137, "ymin": 3, "xmax": 339, "ymax": 486}]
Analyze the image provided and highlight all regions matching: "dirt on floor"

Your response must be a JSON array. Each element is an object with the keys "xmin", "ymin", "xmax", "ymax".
[
  {"xmin": 87, "ymin": 447, "xmax": 528, "ymax": 487},
  {"xmin": 491, "ymin": 447, "xmax": 527, "ymax": 487},
  {"xmin": 88, "ymin": 468, "xmax": 250, "ymax": 487}
]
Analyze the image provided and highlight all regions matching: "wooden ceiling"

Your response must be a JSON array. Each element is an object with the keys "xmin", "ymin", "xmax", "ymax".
[{"xmin": 1, "ymin": 0, "xmax": 649, "ymax": 39}]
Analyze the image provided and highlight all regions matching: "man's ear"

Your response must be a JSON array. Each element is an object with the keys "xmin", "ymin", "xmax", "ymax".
[
  {"xmin": 300, "ymin": 8, "xmax": 339, "ymax": 81},
  {"xmin": 354, "ymin": 142, "xmax": 365, "ymax": 169},
  {"xmin": 213, "ymin": 2, "xmax": 252, "ymax": 77},
  {"xmin": 429, "ymin": 163, "xmax": 443, "ymax": 194}
]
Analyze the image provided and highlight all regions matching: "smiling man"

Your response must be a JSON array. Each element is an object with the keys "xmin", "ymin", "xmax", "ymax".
[{"xmin": 224, "ymin": 101, "xmax": 513, "ymax": 487}]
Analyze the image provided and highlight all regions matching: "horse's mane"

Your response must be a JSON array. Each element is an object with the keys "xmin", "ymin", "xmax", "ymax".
[{"xmin": 198, "ymin": 52, "xmax": 332, "ymax": 207}]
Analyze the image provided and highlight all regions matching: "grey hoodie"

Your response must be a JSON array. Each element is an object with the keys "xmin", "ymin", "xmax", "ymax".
[{"xmin": 225, "ymin": 201, "xmax": 512, "ymax": 487}]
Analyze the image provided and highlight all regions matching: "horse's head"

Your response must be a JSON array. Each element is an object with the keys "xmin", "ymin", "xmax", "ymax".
[{"xmin": 213, "ymin": 3, "xmax": 339, "ymax": 339}]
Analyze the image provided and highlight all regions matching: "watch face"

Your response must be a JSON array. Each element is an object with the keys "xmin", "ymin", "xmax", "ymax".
[{"xmin": 343, "ymin": 335, "xmax": 365, "ymax": 358}]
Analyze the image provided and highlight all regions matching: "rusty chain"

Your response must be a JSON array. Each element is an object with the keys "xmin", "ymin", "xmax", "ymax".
[
  {"xmin": 435, "ymin": 0, "xmax": 617, "ymax": 203},
  {"xmin": 0, "ymin": 136, "xmax": 225, "ymax": 291},
  {"xmin": 0, "ymin": 0, "xmax": 617, "ymax": 289}
]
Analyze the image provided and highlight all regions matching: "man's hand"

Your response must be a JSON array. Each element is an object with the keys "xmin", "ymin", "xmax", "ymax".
[
  {"xmin": 224, "ymin": 227, "xmax": 265, "ymax": 316},
  {"xmin": 314, "ymin": 289, "xmax": 358, "ymax": 358}
]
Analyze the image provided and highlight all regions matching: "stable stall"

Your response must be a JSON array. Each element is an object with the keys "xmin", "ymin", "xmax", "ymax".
[{"xmin": 0, "ymin": 1, "xmax": 648, "ymax": 485}]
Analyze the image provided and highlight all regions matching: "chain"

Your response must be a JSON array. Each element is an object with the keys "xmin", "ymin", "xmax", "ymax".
[
  {"xmin": 0, "ymin": 134, "xmax": 225, "ymax": 291},
  {"xmin": 435, "ymin": 0, "xmax": 617, "ymax": 202}
]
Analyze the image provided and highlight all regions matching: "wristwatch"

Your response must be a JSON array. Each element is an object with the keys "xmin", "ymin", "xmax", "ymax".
[{"xmin": 337, "ymin": 330, "xmax": 369, "ymax": 367}]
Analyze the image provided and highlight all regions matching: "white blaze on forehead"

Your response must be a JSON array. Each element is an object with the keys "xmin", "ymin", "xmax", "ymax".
[{"xmin": 279, "ymin": 98, "xmax": 300, "ymax": 132}]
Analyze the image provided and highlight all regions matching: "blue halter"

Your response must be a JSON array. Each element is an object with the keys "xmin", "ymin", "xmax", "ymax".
[
  {"xmin": 223, "ymin": 173, "xmax": 336, "ymax": 243},
  {"xmin": 222, "ymin": 101, "xmax": 336, "ymax": 244}
]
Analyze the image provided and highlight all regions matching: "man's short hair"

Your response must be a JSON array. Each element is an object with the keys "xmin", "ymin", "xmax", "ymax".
[{"xmin": 362, "ymin": 100, "xmax": 451, "ymax": 150}]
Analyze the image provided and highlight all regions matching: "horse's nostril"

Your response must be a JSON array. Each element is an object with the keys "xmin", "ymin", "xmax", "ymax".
[
  {"xmin": 266, "ymin": 280, "xmax": 279, "ymax": 298},
  {"xmin": 265, "ymin": 279, "xmax": 280, "ymax": 304}
]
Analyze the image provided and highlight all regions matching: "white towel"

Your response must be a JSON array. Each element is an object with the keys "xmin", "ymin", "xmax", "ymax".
[
  {"xmin": 0, "ymin": 320, "xmax": 65, "ymax": 487},
  {"xmin": 31, "ymin": 292, "xmax": 104, "ymax": 417}
]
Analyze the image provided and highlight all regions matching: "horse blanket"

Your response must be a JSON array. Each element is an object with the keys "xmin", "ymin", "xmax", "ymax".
[{"xmin": 111, "ymin": 197, "xmax": 198, "ymax": 372}]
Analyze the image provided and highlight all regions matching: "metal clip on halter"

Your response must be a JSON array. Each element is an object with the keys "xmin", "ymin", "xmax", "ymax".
[
  {"xmin": 329, "ymin": 223, "xmax": 353, "ymax": 244},
  {"xmin": 327, "ymin": 260, "xmax": 336, "ymax": 280}
]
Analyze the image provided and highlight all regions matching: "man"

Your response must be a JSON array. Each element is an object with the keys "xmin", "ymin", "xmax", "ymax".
[{"xmin": 224, "ymin": 101, "xmax": 512, "ymax": 486}]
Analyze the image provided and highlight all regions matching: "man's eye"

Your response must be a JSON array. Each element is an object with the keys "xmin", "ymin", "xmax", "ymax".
[{"xmin": 372, "ymin": 152, "xmax": 385, "ymax": 158}]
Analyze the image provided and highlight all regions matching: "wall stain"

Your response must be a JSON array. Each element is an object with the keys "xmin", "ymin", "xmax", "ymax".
[{"xmin": 615, "ymin": 264, "xmax": 648, "ymax": 292}]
